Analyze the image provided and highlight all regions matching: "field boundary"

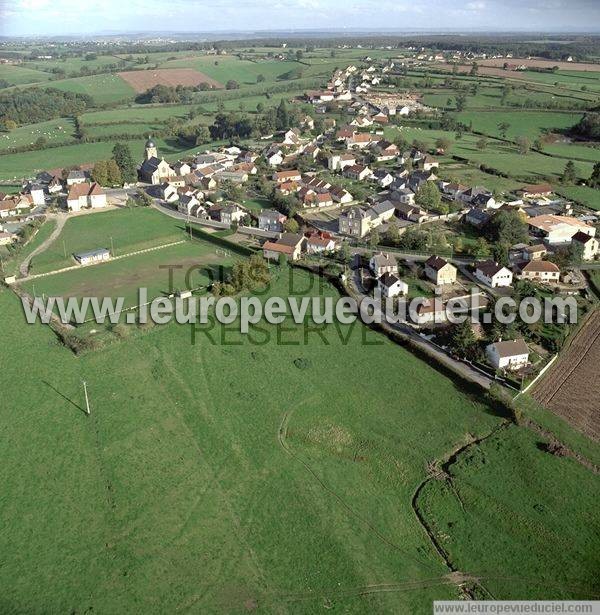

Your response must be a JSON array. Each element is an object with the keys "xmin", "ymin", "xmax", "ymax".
[{"xmin": 22, "ymin": 239, "xmax": 186, "ymax": 282}]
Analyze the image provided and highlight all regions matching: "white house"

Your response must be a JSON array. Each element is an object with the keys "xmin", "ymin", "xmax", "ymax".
[
  {"xmin": 306, "ymin": 232, "xmax": 338, "ymax": 254},
  {"xmin": 378, "ymin": 272, "xmax": 408, "ymax": 298},
  {"xmin": 486, "ymin": 339, "xmax": 530, "ymax": 371},
  {"xmin": 370, "ymin": 252, "xmax": 398, "ymax": 277},
  {"xmin": 328, "ymin": 152, "xmax": 356, "ymax": 171},
  {"xmin": 66, "ymin": 182, "xmax": 107, "ymax": 212},
  {"xmin": 160, "ymin": 183, "xmax": 179, "ymax": 203},
  {"xmin": 27, "ymin": 184, "xmax": 46, "ymax": 206},
  {"xmin": 474, "ymin": 260, "xmax": 513, "ymax": 288},
  {"xmin": 528, "ymin": 214, "xmax": 596, "ymax": 245},
  {"xmin": 572, "ymin": 231, "xmax": 599, "ymax": 261},
  {"xmin": 424, "ymin": 256, "xmax": 457, "ymax": 286},
  {"xmin": 66, "ymin": 170, "xmax": 87, "ymax": 186}
]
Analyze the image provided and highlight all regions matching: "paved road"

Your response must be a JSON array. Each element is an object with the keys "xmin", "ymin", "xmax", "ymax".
[{"xmin": 349, "ymin": 268, "xmax": 495, "ymax": 390}]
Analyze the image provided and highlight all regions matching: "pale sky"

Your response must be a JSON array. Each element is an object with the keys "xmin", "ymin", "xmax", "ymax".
[{"xmin": 1, "ymin": 0, "xmax": 599, "ymax": 37}]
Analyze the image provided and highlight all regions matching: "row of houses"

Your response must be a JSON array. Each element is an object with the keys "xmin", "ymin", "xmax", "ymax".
[{"xmin": 262, "ymin": 231, "xmax": 338, "ymax": 261}]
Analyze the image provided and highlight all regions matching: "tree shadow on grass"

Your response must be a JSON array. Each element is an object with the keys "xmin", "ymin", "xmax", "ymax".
[{"xmin": 42, "ymin": 380, "xmax": 88, "ymax": 416}]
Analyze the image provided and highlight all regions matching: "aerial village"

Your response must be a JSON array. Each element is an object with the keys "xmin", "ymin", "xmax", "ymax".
[{"xmin": 1, "ymin": 59, "xmax": 598, "ymax": 382}]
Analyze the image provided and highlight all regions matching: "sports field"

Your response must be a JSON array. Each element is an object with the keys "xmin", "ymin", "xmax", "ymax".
[
  {"xmin": 27, "ymin": 208, "xmax": 188, "ymax": 274},
  {"xmin": 22, "ymin": 239, "xmax": 234, "ymax": 317}
]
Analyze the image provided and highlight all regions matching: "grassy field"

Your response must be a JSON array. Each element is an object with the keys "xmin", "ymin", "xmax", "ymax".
[
  {"xmin": 163, "ymin": 55, "xmax": 310, "ymax": 86},
  {"xmin": 1, "ymin": 260, "xmax": 599, "ymax": 612},
  {"xmin": 0, "ymin": 137, "xmax": 199, "ymax": 181},
  {"xmin": 43, "ymin": 73, "xmax": 136, "ymax": 104},
  {"xmin": 556, "ymin": 185, "xmax": 600, "ymax": 210},
  {"xmin": 21, "ymin": 238, "xmax": 233, "ymax": 317},
  {"xmin": 1, "ymin": 218, "xmax": 58, "ymax": 277},
  {"xmin": 80, "ymin": 104, "xmax": 198, "ymax": 124},
  {"xmin": 419, "ymin": 425, "xmax": 600, "ymax": 600},
  {"xmin": 28, "ymin": 208, "xmax": 187, "ymax": 274},
  {"xmin": 456, "ymin": 110, "xmax": 583, "ymax": 140},
  {"xmin": 242, "ymin": 197, "xmax": 272, "ymax": 212},
  {"xmin": 0, "ymin": 63, "xmax": 52, "ymax": 85},
  {"xmin": 0, "ymin": 117, "xmax": 76, "ymax": 152}
]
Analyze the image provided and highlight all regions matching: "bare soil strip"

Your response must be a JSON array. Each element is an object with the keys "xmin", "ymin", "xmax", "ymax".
[
  {"xmin": 118, "ymin": 68, "xmax": 223, "ymax": 92},
  {"xmin": 532, "ymin": 309, "xmax": 600, "ymax": 441}
]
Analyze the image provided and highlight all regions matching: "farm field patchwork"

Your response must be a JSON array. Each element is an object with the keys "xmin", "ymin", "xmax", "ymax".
[
  {"xmin": 0, "ymin": 63, "xmax": 52, "ymax": 85},
  {"xmin": 42, "ymin": 73, "xmax": 136, "ymax": 104},
  {"xmin": 118, "ymin": 68, "xmax": 224, "ymax": 91},
  {"xmin": 163, "ymin": 55, "xmax": 315, "ymax": 85}
]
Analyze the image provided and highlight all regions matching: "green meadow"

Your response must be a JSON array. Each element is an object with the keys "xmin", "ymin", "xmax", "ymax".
[
  {"xmin": 28, "ymin": 208, "xmax": 187, "ymax": 274},
  {"xmin": 1, "ymin": 262, "xmax": 598, "ymax": 612},
  {"xmin": 0, "ymin": 63, "xmax": 53, "ymax": 85}
]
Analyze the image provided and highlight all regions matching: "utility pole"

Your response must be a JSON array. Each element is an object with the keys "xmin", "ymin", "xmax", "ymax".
[
  {"xmin": 82, "ymin": 380, "xmax": 91, "ymax": 416},
  {"xmin": 110, "ymin": 236, "xmax": 115, "ymax": 256},
  {"xmin": 63, "ymin": 239, "xmax": 67, "ymax": 259}
]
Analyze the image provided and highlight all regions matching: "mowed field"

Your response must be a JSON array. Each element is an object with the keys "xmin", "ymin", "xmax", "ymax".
[
  {"xmin": 118, "ymin": 68, "xmax": 224, "ymax": 92},
  {"xmin": 0, "ymin": 138, "xmax": 200, "ymax": 182},
  {"xmin": 28, "ymin": 208, "xmax": 188, "ymax": 274},
  {"xmin": 21, "ymin": 239, "xmax": 234, "ymax": 318},
  {"xmin": 1, "ymin": 263, "xmax": 599, "ymax": 612},
  {"xmin": 532, "ymin": 309, "xmax": 600, "ymax": 441}
]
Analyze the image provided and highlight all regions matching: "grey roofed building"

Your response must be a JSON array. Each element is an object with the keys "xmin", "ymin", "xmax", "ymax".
[
  {"xmin": 276, "ymin": 233, "xmax": 305, "ymax": 247},
  {"xmin": 472, "ymin": 193, "xmax": 495, "ymax": 208},
  {"xmin": 463, "ymin": 186, "xmax": 491, "ymax": 198},
  {"xmin": 371, "ymin": 252, "xmax": 397, "ymax": 270},
  {"xmin": 139, "ymin": 156, "xmax": 161, "ymax": 176},
  {"xmin": 488, "ymin": 338, "xmax": 529, "ymax": 359},
  {"xmin": 73, "ymin": 248, "xmax": 110, "ymax": 263},
  {"xmin": 36, "ymin": 171, "xmax": 54, "ymax": 184},
  {"xmin": 465, "ymin": 208, "xmax": 492, "ymax": 227},
  {"xmin": 368, "ymin": 200, "xmax": 395, "ymax": 218},
  {"xmin": 378, "ymin": 271, "xmax": 401, "ymax": 288}
]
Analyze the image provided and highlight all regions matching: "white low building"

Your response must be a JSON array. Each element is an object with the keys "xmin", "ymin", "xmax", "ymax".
[
  {"xmin": 486, "ymin": 339, "xmax": 530, "ymax": 371},
  {"xmin": 474, "ymin": 260, "xmax": 513, "ymax": 288},
  {"xmin": 74, "ymin": 248, "xmax": 111, "ymax": 265}
]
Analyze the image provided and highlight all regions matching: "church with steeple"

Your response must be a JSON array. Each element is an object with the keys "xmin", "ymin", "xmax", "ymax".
[{"xmin": 138, "ymin": 137, "xmax": 176, "ymax": 184}]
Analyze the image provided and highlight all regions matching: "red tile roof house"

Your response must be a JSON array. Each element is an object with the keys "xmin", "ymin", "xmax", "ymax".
[
  {"xmin": 273, "ymin": 169, "xmax": 302, "ymax": 184},
  {"xmin": 262, "ymin": 233, "xmax": 306, "ymax": 262},
  {"xmin": 517, "ymin": 260, "xmax": 560, "ymax": 283},
  {"xmin": 305, "ymin": 232, "xmax": 338, "ymax": 254},
  {"xmin": 276, "ymin": 181, "xmax": 300, "ymax": 196},
  {"xmin": 66, "ymin": 182, "xmax": 107, "ymax": 212},
  {"xmin": 346, "ymin": 132, "xmax": 375, "ymax": 149},
  {"xmin": 518, "ymin": 183, "xmax": 553, "ymax": 198},
  {"xmin": 303, "ymin": 192, "xmax": 334, "ymax": 208}
]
